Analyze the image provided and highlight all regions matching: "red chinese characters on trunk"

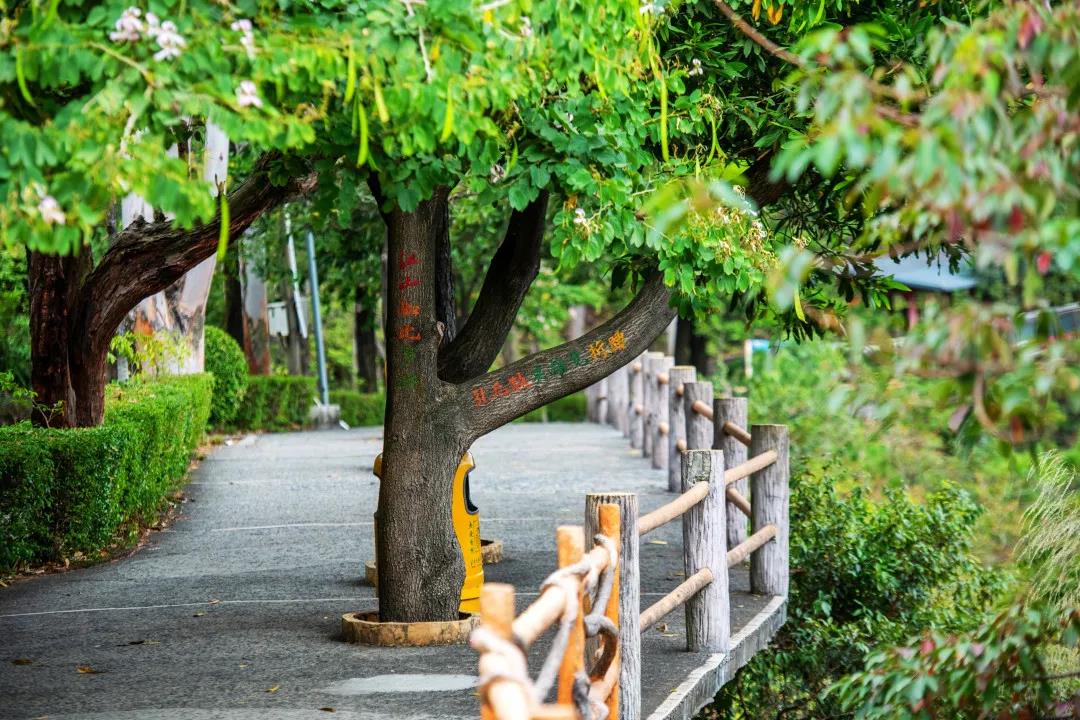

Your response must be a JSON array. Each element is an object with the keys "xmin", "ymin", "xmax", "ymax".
[
  {"xmin": 470, "ymin": 329, "xmax": 628, "ymax": 408},
  {"xmin": 396, "ymin": 252, "xmax": 423, "ymax": 391}
]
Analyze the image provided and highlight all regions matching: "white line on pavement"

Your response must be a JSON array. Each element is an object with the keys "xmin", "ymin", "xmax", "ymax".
[
  {"xmin": 0, "ymin": 596, "xmax": 373, "ymax": 619},
  {"xmin": 209, "ymin": 522, "xmax": 375, "ymax": 532}
]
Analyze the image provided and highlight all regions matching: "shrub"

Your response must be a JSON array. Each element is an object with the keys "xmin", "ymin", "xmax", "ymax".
[
  {"xmin": 330, "ymin": 389, "xmax": 385, "ymax": 427},
  {"xmin": 204, "ymin": 326, "xmax": 248, "ymax": 427},
  {"xmin": 711, "ymin": 467, "xmax": 1003, "ymax": 718},
  {"xmin": 230, "ymin": 375, "xmax": 315, "ymax": 431},
  {"xmin": 831, "ymin": 605, "xmax": 1080, "ymax": 719},
  {"xmin": 0, "ymin": 374, "xmax": 212, "ymax": 573}
]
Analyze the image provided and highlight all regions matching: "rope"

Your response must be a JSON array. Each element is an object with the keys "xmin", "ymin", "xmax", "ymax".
[
  {"xmin": 531, "ymin": 574, "xmax": 580, "ymax": 702},
  {"xmin": 583, "ymin": 534, "xmax": 617, "ymax": 639},
  {"xmin": 473, "ymin": 533, "xmax": 620, "ymax": 718},
  {"xmin": 470, "ymin": 626, "xmax": 532, "ymax": 710}
]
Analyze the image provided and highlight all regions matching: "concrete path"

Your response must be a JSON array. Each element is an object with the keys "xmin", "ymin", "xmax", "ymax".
[{"xmin": 0, "ymin": 424, "xmax": 780, "ymax": 720}]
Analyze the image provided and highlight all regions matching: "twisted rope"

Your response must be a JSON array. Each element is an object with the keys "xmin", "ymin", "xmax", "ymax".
[{"xmin": 473, "ymin": 532, "xmax": 620, "ymax": 719}]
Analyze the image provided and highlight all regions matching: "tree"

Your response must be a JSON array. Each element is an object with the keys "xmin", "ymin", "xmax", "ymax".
[{"xmin": 6, "ymin": 0, "xmax": 1078, "ymax": 622}]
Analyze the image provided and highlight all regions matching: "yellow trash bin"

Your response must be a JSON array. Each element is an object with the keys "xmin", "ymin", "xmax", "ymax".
[{"xmin": 372, "ymin": 452, "xmax": 483, "ymax": 614}]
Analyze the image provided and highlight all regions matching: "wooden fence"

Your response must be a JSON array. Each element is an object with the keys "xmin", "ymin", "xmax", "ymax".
[{"xmin": 475, "ymin": 352, "xmax": 789, "ymax": 720}]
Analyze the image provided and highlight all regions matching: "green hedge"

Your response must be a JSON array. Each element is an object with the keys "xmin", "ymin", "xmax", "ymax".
[
  {"xmin": 330, "ymin": 389, "xmax": 385, "ymax": 427},
  {"xmin": 0, "ymin": 374, "xmax": 212, "ymax": 573},
  {"xmin": 204, "ymin": 326, "xmax": 248, "ymax": 427},
  {"xmin": 325, "ymin": 388, "xmax": 584, "ymax": 427},
  {"xmin": 517, "ymin": 392, "xmax": 587, "ymax": 423},
  {"xmin": 229, "ymin": 375, "xmax": 315, "ymax": 431}
]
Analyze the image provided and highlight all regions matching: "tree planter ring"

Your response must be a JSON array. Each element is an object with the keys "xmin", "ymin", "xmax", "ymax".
[
  {"xmin": 341, "ymin": 610, "xmax": 478, "ymax": 647},
  {"xmin": 480, "ymin": 538, "xmax": 503, "ymax": 564}
]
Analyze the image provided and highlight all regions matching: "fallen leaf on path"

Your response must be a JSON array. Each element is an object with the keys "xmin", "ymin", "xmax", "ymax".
[
  {"xmin": 77, "ymin": 665, "xmax": 104, "ymax": 674},
  {"xmin": 193, "ymin": 612, "xmax": 206, "ymax": 617},
  {"xmin": 319, "ymin": 708, "xmax": 335, "ymax": 713},
  {"xmin": 656, "ymin": 623, "xmax": 668, "ymax": 632},
  {"xmin": 647, "ymin": 540, "xmax": 667, "ymax": 545},
  {"xmin": 266, "ymin": 685, "xmax": 280, "ymax": 693},
  {"xmin": 12, "ymin": 658, "xmax": 33, "ymax": 665},
  {"xmin": 208, "ymin": 599, "xmax": 221, "ymax": 605}
]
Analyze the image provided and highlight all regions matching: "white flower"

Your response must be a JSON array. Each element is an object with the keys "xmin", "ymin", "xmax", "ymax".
[
  {"xmin": 37, "ymin": 194, "xmax": 66, "ymax": 226},
  {"xmin": 152, "ymin": 19, "xmax": 186, "ymax": 61},
  {"xmin": 688, "ymin": 58, "xmax": 703, "ymax": 76},
  {"xmin": 520, "ymin": 16, "xmax": 532, "ymax": 38},
  {"xmin": 236, "ymin": 80, "xmax": 263, "ymax": 108},
  {"xmin": 573, "ymin": 207, "xmax": 587, "ymax": 225},
  {"xmin": 109, "ymin": 7, "xmax": 144, "ymax": 43},
  {"xmin": 144, "ymin": 12, "xmax": 160, "ymax": 36},
  {"xmin": 639, "ymin": 2, "xmax": 659, "ymax": 15},
  {"xmin": 489, "ymin": 164, "xmax": 506, "ymax": 184},
  {"xmin": 231, "ymin": 18, "xmax": 256, "ymax": 59},
  {"xmin": 566, "ymin": 112, "xmax": 574, "ymax": 123}
]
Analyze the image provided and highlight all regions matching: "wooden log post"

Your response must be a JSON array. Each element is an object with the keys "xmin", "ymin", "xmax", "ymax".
[
  {"xmin": 629, "ymin": 353, "xmax": 647, "ymax": 449},
  {"xmin": 556, "ymin": 526, "xmax": 586, "ymax": 708},
  {"xmin": 607, "ymin": 364, "xmax": 627, "ymax": 433},
  {"xmin": 651, "ymin": 355, "xmax": 675, "ymax": 471},
  {"xmin": 749, "ymin": 424, "xmax": 790, "ymax": 597},
  {"xmin": 478, "ymin": 583, "xmax": 528, "ymax": 720},
  {"xmin": 596, "ymin": 376, "xmax": 608, "ymax": 428},
  {"xmin": 684, "ymin": 381, "xmax": 714, "ymax": 454},
  {"xmin": 715, "ymin": 397, "xmax": 749, "ymax": 551},
  {"xmin": 586, "ymin": 493, "xmax": 640, "ymax": 720},
  {"xmin": 666, "ymin": 366, "xmax": 697, "ymax": 492},
  {"xmin": 681, "ymin": 449, "xmax": 730, "ymax": 653},
  {"xmin": 641, "ymin": 353, "xmax": 662, "ymax": 458}
]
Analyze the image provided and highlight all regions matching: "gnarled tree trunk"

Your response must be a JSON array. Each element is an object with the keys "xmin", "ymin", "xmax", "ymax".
[{"xmin": 372, "ymin": 183, "xmax": 677, "ymax": 622}]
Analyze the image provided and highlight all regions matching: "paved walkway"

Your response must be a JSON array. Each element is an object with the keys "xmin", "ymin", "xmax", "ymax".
[{"xmin": 0, "ymin": 424, "xmax": 780, "ymax": 720}]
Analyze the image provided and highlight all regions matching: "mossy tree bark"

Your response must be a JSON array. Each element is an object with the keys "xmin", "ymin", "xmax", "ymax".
[{"xmin": 373, "ymin": 183, "xmax": 678, "ymax": 622}]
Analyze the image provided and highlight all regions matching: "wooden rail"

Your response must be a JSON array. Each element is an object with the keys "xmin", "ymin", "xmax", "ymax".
[
  {"xmin": 475, "ymin": 506, "xmax": 621, "ymax": 720},
  {"xmin": 557, "ymin": 351, "xmax": 794, "ymax": 716},
  {"xmin": 639, "ymin": 568, "xmax": 713, "ymax": 631},
  {"xmin": 638, "ymin": 481, "xmax": 709, "ymax": 536}
]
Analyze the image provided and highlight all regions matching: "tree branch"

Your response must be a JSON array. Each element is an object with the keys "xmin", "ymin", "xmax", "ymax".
[
  {"xmin": 76, "ymin": 154, "xmax": 315, "ymax": 356},
  {"xmin": 437, "ymin": 190, "xmax": 550, "ymax": 383},
  {"xmin": 454, "ymin": 271, "xmax": 675, "ymax": 442},
  {"xmin": 712, "ymin": 0, "xmax": 803, "ymax": 67}
]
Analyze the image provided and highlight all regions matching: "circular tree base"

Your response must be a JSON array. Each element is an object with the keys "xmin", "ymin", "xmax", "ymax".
[
  {"xmin": 364, "ymin": 538, "xmax": 504, "ymax": 587},
  {"xmin": 480, "ymin": 538, "xmax": 503, "ymax": 564},
  {"xmin": 341, "ymin": 610, "xmax": 478, "ymax": 646}
]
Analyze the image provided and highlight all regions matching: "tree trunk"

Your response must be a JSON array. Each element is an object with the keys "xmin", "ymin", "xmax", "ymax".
[
  {"xmin": 369, "ymin": 185, "xmax": 677, "ymax": 623},
  {"xmin": 355, "ymin": 284, "xmax": 380, "ymax": 393},
  {"xmin": 377, "ymin": 187, "xmax": 467, "ymax": 623},
  {"xmin": 223, "ymin": 249, "xmax": 245, "ymax": 349},
  {"xmin": 675, "ymin": 317, "xmax": 715, "ymax": 378}
]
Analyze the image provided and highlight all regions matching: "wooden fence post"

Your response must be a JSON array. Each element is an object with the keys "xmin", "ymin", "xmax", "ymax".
[
  {"xmin": 750, "ymin": 424, "xmax": 790, "ymax": 597},
  {"xmin": 596, "ymin": 376, "xmax": 608, "ymax": 428},
  {"xmin": 715, "ymin": 397, "xmax": 749, "ymax": 551},
  {"xmin": 608, "ymin": 365, "xmax": 628, "ymax": 433},
  {"xmin": 586, "ymin": 492, "xmax": 640, "ymax": 720},
  {"xmin": 651, "ymin": 355, "xmax": 675, "ymax": 471},
  {"xmin": 642, "ymin": 353, "xmax": 662, "ymax": 458},
  {"xmin": 682, "ymin": 450, "xmax": 730, "ymax": 653},
  {"xmin": 667, "ymin": 366, "xmax": 696, "ymax": 493},
  {"xmin": 597, "ymin": 503, "xmax": 621, "ymax": 720},
  {"xmin": 556, "ymin": 526, "xmax": 586, "ymax": 708},
  {"xmin": 629, "ymin": 353, "xmax": 646, "ymax": 448},
  {"xmin": 684, "ymin": 381, "xmax": 714, "ymax": 454},
  {"xmin": 479, "ymin": 583, "xmax": 523, "ymax": 720}
]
